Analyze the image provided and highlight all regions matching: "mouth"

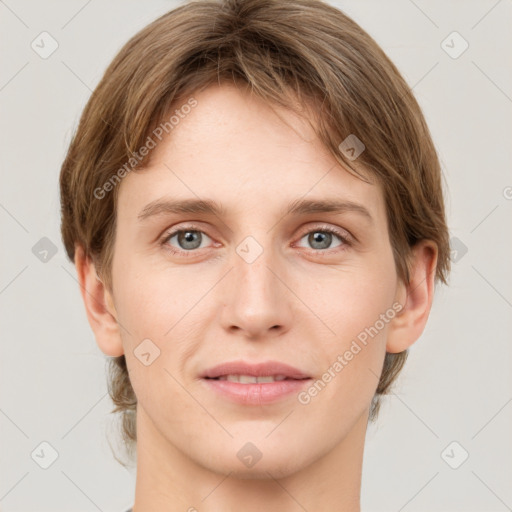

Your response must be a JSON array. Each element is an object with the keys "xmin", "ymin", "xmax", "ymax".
[
  {"xmin": 200, "ymin": 360, "xmax": 312, "ymax": 404},
  {"xmin": 201, "ymin": 360, "xmax": 311, "ymax": 380},
  {"xmin": 204, "ymin": 374, "xmax": 310, "ymax": 383}
]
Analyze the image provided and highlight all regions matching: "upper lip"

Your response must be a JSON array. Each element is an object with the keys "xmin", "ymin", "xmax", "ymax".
[{"xmin": 201, "ymin": 360, "xmax": 311, "ymax": 379}]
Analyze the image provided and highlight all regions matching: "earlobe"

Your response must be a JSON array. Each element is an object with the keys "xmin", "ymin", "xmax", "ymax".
[
  {"xmin": 386, "ymin": 240, "xmax": 438, "ymax": 354},
  {"xmin": 74, "ymin": 245, "xmax": 124, "ymax": 357}
]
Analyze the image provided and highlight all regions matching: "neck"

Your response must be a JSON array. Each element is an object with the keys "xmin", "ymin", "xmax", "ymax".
[{"xmin": 131, "ymin": 406, "xmax": 368, "ymax": 512}]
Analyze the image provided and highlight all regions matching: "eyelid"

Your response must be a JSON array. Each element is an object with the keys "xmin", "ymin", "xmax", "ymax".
[{"xmin": 296, "ymin": 223, "xmax": 354, "ymax": 244}]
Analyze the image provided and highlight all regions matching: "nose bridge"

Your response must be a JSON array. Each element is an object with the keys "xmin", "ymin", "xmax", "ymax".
[
  {"xmin": 234, "ymin": 231, "xmax": 281, "ymax": 304},
  {"xmin": 237, "ymin": 239, "xmax": 275, "ymax": 295},
  {"xmin": 220, "ymin": 230, "xmax": 292, "ymax": 337}
]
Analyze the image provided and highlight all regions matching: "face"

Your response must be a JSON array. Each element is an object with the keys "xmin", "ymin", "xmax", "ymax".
[{"xmin": 109, "ymin": 83, "xmax": 401, "ymax": 478}]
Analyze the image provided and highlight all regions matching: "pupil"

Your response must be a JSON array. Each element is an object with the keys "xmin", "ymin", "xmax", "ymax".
[
  {"xmin": 310, "ymin": 231, "xmax": 331, "ymax": 249},
  {"xmin": 179, "ymin": 231, "xmax": 201, "ymax": 249}
]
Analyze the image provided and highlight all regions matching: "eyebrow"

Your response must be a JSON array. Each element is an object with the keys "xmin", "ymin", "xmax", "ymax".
[
  {"xmin": 286, "ymin": 198, "xmax": 373, "ymax": 222},
  {"xmin": 137, "ymin": 197, "xmax": 373, "ymax": 223}
]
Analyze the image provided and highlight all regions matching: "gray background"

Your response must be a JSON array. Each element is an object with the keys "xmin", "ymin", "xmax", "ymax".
[{"xmin": 1, "ymin": 1, "xmax": 511, "ymax": 511}]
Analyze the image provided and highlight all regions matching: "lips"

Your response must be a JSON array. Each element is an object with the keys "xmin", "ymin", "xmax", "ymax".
[
  {"xmin": 201, "ymin": 360, "xmax": 312, "ymax": 405},
  {"xmin": 201, "ymin": 360, "xmax": 311, "ymax": 381}
]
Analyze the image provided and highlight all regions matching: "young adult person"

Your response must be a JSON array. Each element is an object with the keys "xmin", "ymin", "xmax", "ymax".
[{"xmin": 59, "ymin": 1, "xmax": 450, "ymax": 510}]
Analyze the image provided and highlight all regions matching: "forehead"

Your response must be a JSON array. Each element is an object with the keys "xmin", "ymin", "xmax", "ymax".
[{"xmin": 117, "ymin": 84, "xmax": 385, "ymax": 225}]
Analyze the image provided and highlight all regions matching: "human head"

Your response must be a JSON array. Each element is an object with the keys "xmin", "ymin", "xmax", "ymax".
[{"xmin": 59, "ymin": 0, "xmax": 450, "ymax": 466}]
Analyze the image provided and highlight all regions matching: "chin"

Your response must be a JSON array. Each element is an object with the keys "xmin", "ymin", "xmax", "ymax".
[{"xmin": 201, "ymin": 448, "xmax": 308, "ymax": 480}]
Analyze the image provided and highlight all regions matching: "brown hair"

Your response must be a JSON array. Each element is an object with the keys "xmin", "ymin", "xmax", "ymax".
[{"xmin": 60, "ymin": 0, "xmax": 450, "ymax": 463}]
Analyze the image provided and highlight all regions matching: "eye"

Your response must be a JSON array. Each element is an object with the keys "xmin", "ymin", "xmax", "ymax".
[
  {"xmin": 161, "ymin": 227, "xmax": 213, "ymax": 256},
  {"xmin": 160, "ymin": 224, "xmax": 352, "ymax": 258},
  {"xmin": 295, "ymin": 226, "xmax": 351, "ymax": 252}
]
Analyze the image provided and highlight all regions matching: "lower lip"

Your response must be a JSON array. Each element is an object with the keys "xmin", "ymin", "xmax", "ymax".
[{"xmin": 201, "ymin": 378, "xmax": 311, "ymax": 405}]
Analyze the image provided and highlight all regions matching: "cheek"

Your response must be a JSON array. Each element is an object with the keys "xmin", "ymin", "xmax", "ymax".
[
  {"xmin": 302, "ymin": 252, "xmax": 397, "ymax": 343},
  {"xmin": 115, "ymin": 268, "xmax": 200, "ymax": 413},
  {"xmin": 297, "ymin": 250, "xmax": 397, "ymax": 398},
  {"xmin": 111, "ymin": 255, "xmax": 191, "ymax": 338}
]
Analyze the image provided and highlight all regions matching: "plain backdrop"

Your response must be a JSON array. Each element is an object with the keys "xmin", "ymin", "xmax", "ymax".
[{"xmin": 1, "ymin": 1, "xmax": 511, "ymax": 511}]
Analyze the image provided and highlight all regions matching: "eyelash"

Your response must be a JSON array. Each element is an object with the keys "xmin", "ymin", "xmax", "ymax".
[{"xmin": 160, "ymin": 224, "xmax": 352, "ymax": 258}]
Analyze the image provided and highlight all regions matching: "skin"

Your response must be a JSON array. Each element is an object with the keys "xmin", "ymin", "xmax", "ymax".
[{"xmin": 75, "ymin": 83, "xmax": 438, "ymax": 512}]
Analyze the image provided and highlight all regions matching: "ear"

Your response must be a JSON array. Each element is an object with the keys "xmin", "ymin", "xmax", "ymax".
[
  {"xmin": 74, "ymin": 245, "xmax": 124, "ymax": 357},
  {"xmin": 386, "ymin": 240, "xmax": 438, "ymax": 353}
]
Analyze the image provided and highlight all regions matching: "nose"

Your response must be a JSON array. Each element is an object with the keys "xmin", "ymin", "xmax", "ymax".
[{"xmin": 218, "ymin": 240, "xmax": 294, "ymax": 341}]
